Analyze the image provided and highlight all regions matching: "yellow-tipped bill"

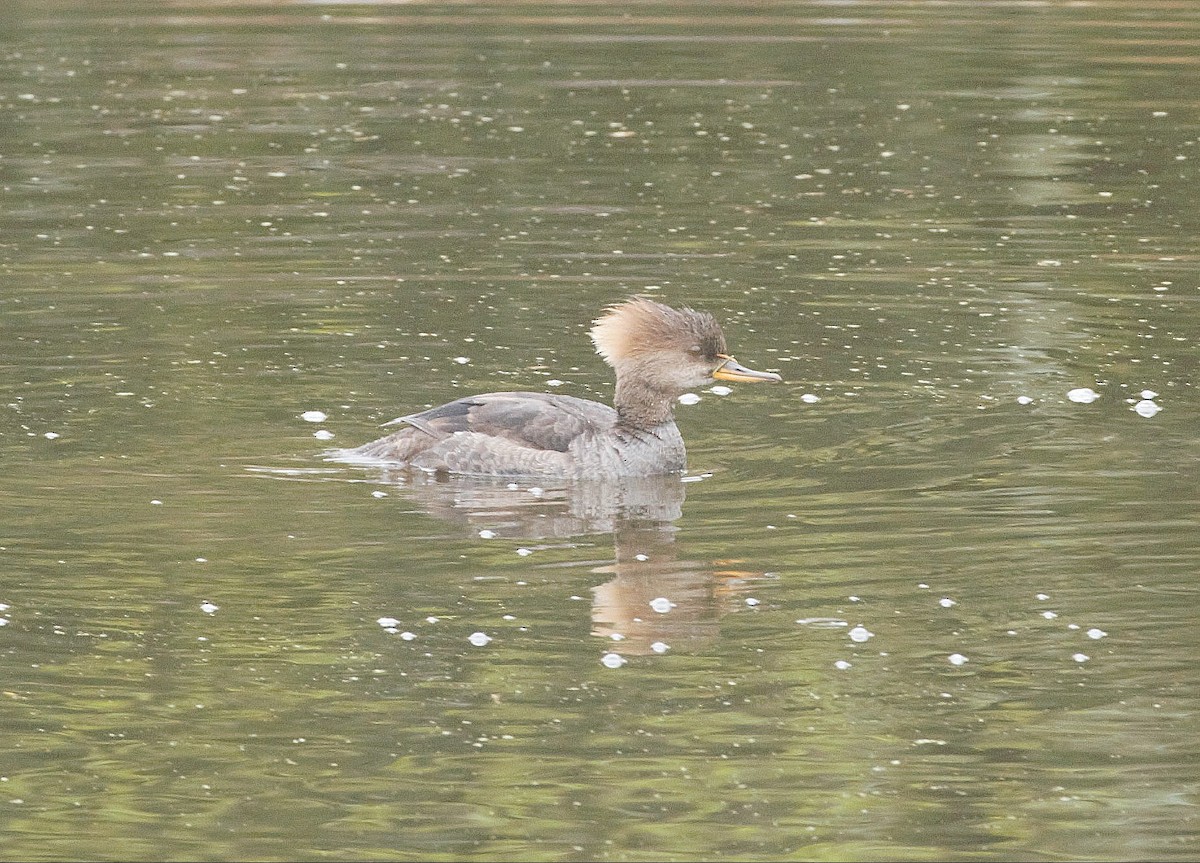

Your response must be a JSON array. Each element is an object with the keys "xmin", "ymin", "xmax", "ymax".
[{"xmin": 712, "ymin": 355, "xmax": 782, "ymax": 383}]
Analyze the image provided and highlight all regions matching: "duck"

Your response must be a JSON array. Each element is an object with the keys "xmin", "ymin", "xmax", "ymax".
[{"xmin": 343, "ymin": 297, "xmax": 781, "ymax": 478}]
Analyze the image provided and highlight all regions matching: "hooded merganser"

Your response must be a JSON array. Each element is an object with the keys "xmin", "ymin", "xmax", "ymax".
[{"xmin": 343, "ymin": 297, "xmax": 781, "ymax": 478}]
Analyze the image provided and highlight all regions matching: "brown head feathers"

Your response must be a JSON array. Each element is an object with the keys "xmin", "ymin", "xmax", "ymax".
[{"xmin": 589, "ymin": 297, "xmax": 727, "ymax": 367}]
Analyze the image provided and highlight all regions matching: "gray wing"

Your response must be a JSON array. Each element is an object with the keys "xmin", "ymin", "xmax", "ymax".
[
  {"xmin": 397, "ymin": 392, "xmax": 613, "ymax": 452},
  {"xmin": 351, "ymin": 392, "xmax": 616, "ymax": 467}
]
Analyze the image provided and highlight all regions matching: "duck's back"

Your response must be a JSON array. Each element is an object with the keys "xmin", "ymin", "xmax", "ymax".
[{"xmin": 346, "ymin": 391, "xmax": 684, "ymax": 478}]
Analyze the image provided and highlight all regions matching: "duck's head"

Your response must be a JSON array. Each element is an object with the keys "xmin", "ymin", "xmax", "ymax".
[{"xmin": 589, "ymin": 297, "xmax": 782, "ymax": 396}]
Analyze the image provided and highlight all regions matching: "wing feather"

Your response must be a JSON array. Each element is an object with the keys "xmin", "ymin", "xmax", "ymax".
[{"xmin": 356, "ymin": 392, "xmax": 616, "ymax": 467}]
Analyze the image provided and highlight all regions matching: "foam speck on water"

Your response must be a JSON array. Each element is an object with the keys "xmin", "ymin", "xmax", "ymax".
[
  {"xmin": 301, "ymin": 410, "xmax": 327, "ymax": 422},
  {"xmin": 601, "ymin": 653, "xmax": 627, "ymax": 668},
  {"xmin": 649, "ymin": 597, "xmax": 675, "ymax": 614},
  {"xmin": 1067, "ymin": 387, "xmax": 1100, "ymax": 403}
]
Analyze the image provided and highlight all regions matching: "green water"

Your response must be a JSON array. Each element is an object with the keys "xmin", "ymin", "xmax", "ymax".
[{"xmin": 1, "ymin": 1, "xmax": 1197, "ymax": 860}]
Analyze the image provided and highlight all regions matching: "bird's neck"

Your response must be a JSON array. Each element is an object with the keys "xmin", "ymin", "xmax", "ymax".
[{"xmin": 613, "ymin": 376, "xmax": 677, "ymax": 430}]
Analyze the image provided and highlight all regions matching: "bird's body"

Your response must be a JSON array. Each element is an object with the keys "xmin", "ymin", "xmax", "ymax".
[
  {"xmin": 341, "ymin": 298, "xmax": 780, "ymax": 479},
  {"xmin": 351, "ymin": 391, "xmax": 684, "ymax": 478}
]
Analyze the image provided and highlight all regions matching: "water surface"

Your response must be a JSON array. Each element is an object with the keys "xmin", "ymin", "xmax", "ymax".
[{"xmin": 2, "ymin": 1, "xmax": 1198, "ymax": 860}]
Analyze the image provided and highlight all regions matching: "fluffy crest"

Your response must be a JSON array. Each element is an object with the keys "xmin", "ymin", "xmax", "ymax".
[{"xmin": 589, "ymin": 297, "xmax": 725, "ymax": 367}]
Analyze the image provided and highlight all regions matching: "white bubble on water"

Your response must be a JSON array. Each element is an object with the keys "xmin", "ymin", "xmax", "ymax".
[
  {"xmin": 313, "ymin": 429, "xmax": 334, "ymax": 440},
  {"xmin": 939, "ymin": 598, "xmax": 957, "ymax": 608},
  {"xmin": 1016, "ymin": 395, "xmax": 1034, "ymax": 405},
  {"xmin": 43, "ymin": 431, "xmax": 60, "ymax": 440},
  {"xmin": 834, "ymin": 660, "xmax": 852, "ymax": 670},
  {"xmin": 478, "ymin": 530, "xmax": 496, "ymax": 539},
  {"xmin": 650, "ymin": 641, "xmax": 669, "ymax": 654},
  {"xmin": 200, "ymin": 602, "xmax": 219, "ymax": 614},
  {"xmin": 1141, "ymin": 389, "xmax": 1158, "ymax": 399},
  {"xmin": 300, "ymin": 410, "xmax": 327, "ymax": 423},
  {"xmin": 745, "ymin": 597, "xmax": 760, "ymax": 607},
  {"xmin": 1087, "ymin": 628, "xmax": 1108, "ymax": 639},
  {"xmin": 376, "ymin": 617, "xmax": 399, "ymax": 628},
  {"xmin": 1072, "ymin": 653, "xmax": 1090, "ymax": 663},
  {"xmin": 1067, "ymin": 387, "xmax": 1100, "ymax": 403},
  {"xmin": 371, "ymin": 490, "xmax": 387, "ymax": 498},
  {"xmin": 601, "ymin": 652, "xmax": 627, "ymax": 669},
  {"xmin": 801, "ymin": 393, "xmax": 821, "ymax": 404},
  {"xmin": 1042, "ymin": 611, "xmax": 1058, "ymax": 620},
  {"xmin": 649, "ymin": 597, "xmax": 676, "ymax": 614},
  {"xmin": 948, "ymin": 653, "xmax": 969, "ymax": 666},
  {"xmin": 468, "ymin": 632, "xmax": 492, "ymax": 647},
  {"xmin": 1134, "ymin": 399, "xmax": 1161, "ymax": 418},
  {"xmin": 678, "ymin": 393, "xmax": 701, "ymax": 405},
  {"xmin": 710, "ymin": 385, "xmax": 732, "ymax": 396},
  {"xmin": 516, "ymin": 547, "xmax": 533, "ymax": 557},
  {"xmin": 848, "ymin": 625, "xmax": 874, "ymax": 643},
  {"xmin": 399, "ymin": 631, "xmax": 416, "ymax": 641}
]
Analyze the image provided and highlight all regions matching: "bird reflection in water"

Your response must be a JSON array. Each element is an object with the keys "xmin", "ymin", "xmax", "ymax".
[{"xmin": 356, "ymin": 467, "xmax": 773, "ymax": 656}]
